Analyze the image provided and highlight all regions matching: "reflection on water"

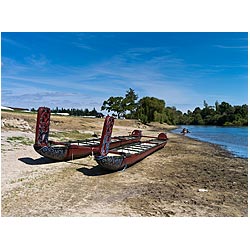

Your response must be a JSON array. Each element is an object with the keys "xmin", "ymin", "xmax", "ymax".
[{"xmin": 172, "ymin": 126, "xmax": 248, "ymax": 158}]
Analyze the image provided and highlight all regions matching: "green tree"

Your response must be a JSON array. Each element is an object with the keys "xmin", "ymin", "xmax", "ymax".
[
  {"xmin": 164, "ymin": 106, "xmax": 183, "ymax": 125},
  {"xmin": 154, "ymin": 111, "xmax": 167, "ymax": 124},
  {"xmin": 203, "ymin": 100, "xmax": 209, "ymax": 109},
  {"xmin": 123, "ymin": 88, "xmax": 138, "ymax": 118},
  {"xmin": 101, "ymin": 96, "xmax": 125, "ymax": 118},
  {"xmin": 193, "ymin": 113, "xmax": 205, "ymax": 125},
  {"xmin": 217, "ymin": 101, "xmax": 231, "ymax": 115},
  {"xmin": 180, "ymin": 101, "xmax": 247, "ymax": 126},
  {"xmin": 136, "ymin": 97, "xmax": 165, "ymax": 123},
  {"xmin": 101, "ymin": 88, "xmax": 139, "ymax": 119},
  {"xmin": 215, "ymin": 100, "xmax": 219, "ymax": 113}
]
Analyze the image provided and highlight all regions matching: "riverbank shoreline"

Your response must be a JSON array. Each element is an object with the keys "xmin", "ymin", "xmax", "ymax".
[
  {"xmin": 1, "ymin": 112, "xmax": 248, "ymax": 216},
  {"xmin": 171, "ymin": 125, "xmax": 248, "ymax": 159}
]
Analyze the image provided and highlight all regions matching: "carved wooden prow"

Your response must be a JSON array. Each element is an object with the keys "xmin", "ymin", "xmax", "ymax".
[
  {"xmin": 35, "ymin": 107, "xmax": 51, "ymax": 146},
  {"xmin": 98, "ymin": 115, "xmax": 115, "ymax": 156}
]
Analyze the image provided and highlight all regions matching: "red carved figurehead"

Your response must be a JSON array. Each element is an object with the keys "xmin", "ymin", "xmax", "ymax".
[
  {"xmin": 99, "ymin": 115, "xmax": 115, "ymax": 156},
  {"xmin": 35, "ymin": 107, "xmax": 51, "ymax": 146}
]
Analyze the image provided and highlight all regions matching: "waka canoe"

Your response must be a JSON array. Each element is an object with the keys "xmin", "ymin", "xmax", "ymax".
[
  {"xmin": 95, "ymin": 119, "xmax": 168, "ymax": 171},
  {"xmin": 33, "ymin": 107, "xmax": 141, "ymax": 161}
]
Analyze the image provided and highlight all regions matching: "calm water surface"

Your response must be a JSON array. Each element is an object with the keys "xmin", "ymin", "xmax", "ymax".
[{"xmin": 172, "ymin": 126, "xmax": 248, "ymax": 158}]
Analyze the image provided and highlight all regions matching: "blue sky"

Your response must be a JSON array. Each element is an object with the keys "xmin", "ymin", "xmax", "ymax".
[{"xmin": 1, "ymin": 32, "xmax": 248, "ymax": 112}]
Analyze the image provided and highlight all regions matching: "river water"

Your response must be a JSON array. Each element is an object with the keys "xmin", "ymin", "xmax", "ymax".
[{"xmin": 171, "ymin": 125, "xmax": 248, "ymax": 158}]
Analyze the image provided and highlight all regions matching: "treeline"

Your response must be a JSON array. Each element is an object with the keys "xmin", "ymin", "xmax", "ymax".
[
  {"xmin": 165, "ymin": 101, "xmax": 248, "ymax": 126},
  {"xmin": 179, "ymin": 101, "xmax": 248, "ymax": 126},
  {"xmin": 31, "ymin": 89, "xmax": 247, "ymax": 126},
  {"xmin": 31, "ymin": 107, "xmax": 104, "ymax": 117},
  {"xmin": 101, "ymin": 89, "xmax": 248, "ymax": 126}
]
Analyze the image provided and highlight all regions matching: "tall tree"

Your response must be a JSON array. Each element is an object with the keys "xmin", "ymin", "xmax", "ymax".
[
  {"xmin": 101, "ymin": 96, "xmax": 125, "ymax": 118},
  {"xmin": 123, "ymin": 88, "xmax": 138, "ymax": 116},
  {"xmin": 101, "ymin": 88, "xmax": 139, "ymax": 118},
  {"xmin": 136, "ymin": 97, "xmax": 165, "ymax": 123}
]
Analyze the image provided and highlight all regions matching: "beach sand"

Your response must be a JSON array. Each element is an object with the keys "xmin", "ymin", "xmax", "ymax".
[{"xmin": 1, "ymin": 111, "xmax": 248, "ymax": 216}]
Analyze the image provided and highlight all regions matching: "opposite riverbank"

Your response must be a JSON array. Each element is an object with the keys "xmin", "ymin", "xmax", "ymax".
[{"xmin": 1, "ymin": 111, "xmax": 248, "ymax": 216}]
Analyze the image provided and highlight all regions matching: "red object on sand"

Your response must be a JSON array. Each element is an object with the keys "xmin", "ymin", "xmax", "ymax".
[{"xmin": 33, "ymin": 107, "xmax": 141, "ymax": 161}]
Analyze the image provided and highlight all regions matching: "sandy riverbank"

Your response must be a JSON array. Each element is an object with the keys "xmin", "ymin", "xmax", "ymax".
[{"xmin": 1, "ymin": 111, "xmax": 248, "ymax": 216}]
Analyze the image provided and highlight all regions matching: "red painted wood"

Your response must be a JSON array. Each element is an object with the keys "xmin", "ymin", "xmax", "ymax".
[{"xmin": 33, "ymin": 108, "xmax": 141, "ymax": 161}]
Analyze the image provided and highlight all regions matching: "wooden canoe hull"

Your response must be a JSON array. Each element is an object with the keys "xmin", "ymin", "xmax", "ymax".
[
  {"xmin": 33, "ymin": 107, "xmax": 142, "ymax": 161},
  {"xmin": 95, "ymin": 154, "xmax": 125, "ymax": 171},
  {"xmin": 33, "ymin": 135, "xmax": 141, "ymax": 161},
  {"xmin": 34, "ymin": 144, "xmax": 69, "ymax": 161},
  {"xmin": 95, "ymin": 136, "xmax": 168, "ymax": 171}
]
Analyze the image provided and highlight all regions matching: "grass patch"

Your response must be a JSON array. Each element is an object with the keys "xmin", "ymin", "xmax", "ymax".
[
  {"xmin": 49, "ymin": 130, "xmax": 92, "ymax": 141},
  {"xmin": 6, "ymin": 136, "xmax": 34, "ymax": 145},
  {"xmin": 10, "ymin": 177, "xmax": 25, "ymax": 184}
]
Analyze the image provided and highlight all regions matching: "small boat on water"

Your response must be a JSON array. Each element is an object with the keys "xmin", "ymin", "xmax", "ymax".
[
  {"xmin": 181, "ymin": 128, "xmax": 190, "ymax": 135},
  {"xmin": 33, "ymin": 107, "xmax": 142, "ymax": 161},
  {"xmin": 95, "ymin": 117, "xmax": 168, "ymax": 171}
]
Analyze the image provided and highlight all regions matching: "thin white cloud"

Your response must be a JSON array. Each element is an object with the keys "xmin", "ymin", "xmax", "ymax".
[
  {"xmin": 1, "ymin": 89, "xmax": 103, "ymax": 110},
  {"xmin": 1, "ymin": 57, "xmax": 30, "ymax": 74},
  {"xmin": 213, "ymin": 64, "xmax": 248, "ymax": 68},
  {"xmin": 25, "ymin": 54, "xmax": 50, "ymax": 67},
  {"xmin": 1, "ymin": 36, "xmax": 30, "ymax": 49},
  {"xmin": 2, "ymin": 75, "xmax": 118, "ymax": 94},
  {"xmin": 72, "ymin": 42, "xmax": 95, "ymax": 50},
  {"xmin": 214, "ymin": 45, "xmax": 248, "ymax": 49}
]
